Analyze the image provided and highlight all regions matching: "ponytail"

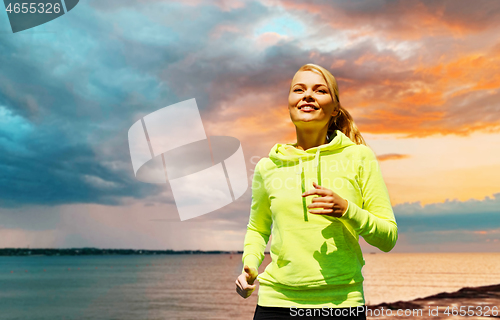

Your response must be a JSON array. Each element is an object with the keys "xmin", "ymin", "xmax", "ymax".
[{"xmin": 327, "ymin": 103, "xmax": 366, "ymax": 145}]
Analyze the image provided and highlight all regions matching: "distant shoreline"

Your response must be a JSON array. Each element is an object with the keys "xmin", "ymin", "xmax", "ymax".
[{"xmin": 0, "ymin": 248, "xmax": 248, "ymax": 256}]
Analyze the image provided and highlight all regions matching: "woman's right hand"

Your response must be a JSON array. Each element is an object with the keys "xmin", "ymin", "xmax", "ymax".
[{"xmin": 235, "ymin": 265, "xmax": 258, "ymax": 298}]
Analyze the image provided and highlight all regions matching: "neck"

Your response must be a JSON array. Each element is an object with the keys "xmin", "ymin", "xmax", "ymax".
[{"xmin": 294, "ymin": 127, "xmax": 329, "ymax": 151}]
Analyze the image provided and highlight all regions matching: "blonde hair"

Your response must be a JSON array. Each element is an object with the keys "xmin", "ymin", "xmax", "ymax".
[{"xmin": 293, "ymin": 63, "xmax": 366, "ymax": 145}]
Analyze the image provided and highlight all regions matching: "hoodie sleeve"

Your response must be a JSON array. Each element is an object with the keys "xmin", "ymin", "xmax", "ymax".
[
  {"xmin": 241, "ymin": 159, "xmax": 273, "ymax": 274},
  {"xmin": 339, "ymin": 145, "xmax": 398, "ymax": 252}
]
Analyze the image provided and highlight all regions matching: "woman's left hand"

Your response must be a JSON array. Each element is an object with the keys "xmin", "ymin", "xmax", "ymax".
[{"xmin": 302, "ymin": 181, "xmax": 348, "ymax": 218}]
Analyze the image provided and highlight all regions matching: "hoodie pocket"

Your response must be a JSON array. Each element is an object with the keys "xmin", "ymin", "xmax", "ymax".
[{"xmin": 274, "ymin": 222, "xmax": 360, "ymax": 286}]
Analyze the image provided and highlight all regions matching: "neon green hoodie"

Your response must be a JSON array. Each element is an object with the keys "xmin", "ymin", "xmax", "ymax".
[{"xmin": 242, "ymin": 130, "xmax": 398, "ymax": 307}]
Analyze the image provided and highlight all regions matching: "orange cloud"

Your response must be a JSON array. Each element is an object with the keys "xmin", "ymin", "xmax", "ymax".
[
  {"xmin": 473, "ymin": 229, "xmax": 500, "ymax": 235},
  {"xmin": 377, "ymin": 153, "xmax": 410, "ymax": 161},
  {"xmin": 338, "ymin": 47, "xmax": 500, "ymax": 137},
  {"xmin": 164, "ymin": 1, "xmax": 500, "ymax": 140},
  {"xmin": 268, "ymin": 0, "xmax": 500, "ymax": 40},
  {"xmin": 255, "ymin": 32, "xmax": 287, "ymax": 48}
]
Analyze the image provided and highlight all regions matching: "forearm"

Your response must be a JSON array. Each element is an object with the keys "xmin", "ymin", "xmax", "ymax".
[
  {"xmin": 241, "ymin": 227, "xmax": 270, "ymax": 273},
  {"xmin": 341, "ymin": 199, "xmax": 398, "ymax": 252}
]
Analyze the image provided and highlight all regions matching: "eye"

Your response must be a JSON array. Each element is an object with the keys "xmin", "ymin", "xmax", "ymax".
[
  {"xmin": 293, "ymin": 88, "xmax": 303, "ymax": 92},
  {"xmin": 318, "ymin": 89, "xmax": 328, "ymax": 93}
]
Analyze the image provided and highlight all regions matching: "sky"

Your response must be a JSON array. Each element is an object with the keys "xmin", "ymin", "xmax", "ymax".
[{"xmin": 1, "ymin": 0, "xmax": 499, "ymax": 253}]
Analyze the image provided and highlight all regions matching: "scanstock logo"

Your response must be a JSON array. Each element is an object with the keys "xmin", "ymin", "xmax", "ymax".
[
  {"xmin": 4, "ymin": 0, "xmax": 79, "ymax": 33},
  {"xmin": 128, "ymin": 99, "xmax": 248, "ymax": 221}
]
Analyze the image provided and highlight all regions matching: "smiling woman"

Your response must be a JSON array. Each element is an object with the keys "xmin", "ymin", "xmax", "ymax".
[
  {"xmin": 235, "ymin": 63, "xmax": 398, "ymax": 319},
  {"xmin": 289, "ymin": 64, "xmax": 366, "ymax": 148}
]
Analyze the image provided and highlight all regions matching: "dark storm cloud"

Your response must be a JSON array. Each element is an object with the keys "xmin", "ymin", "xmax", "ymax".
[
  {"xmin": 0, "ymin": 0, "xmax": 275, "ymax": 208},
  {"xmin": 0, "ymin": 118, "xmax": 159, "ymax": 208}
]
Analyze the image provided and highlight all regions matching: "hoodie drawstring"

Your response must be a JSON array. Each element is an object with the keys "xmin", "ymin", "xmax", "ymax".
[
  {"xmin": 313, "ymin": 147, "xmax": 322, "ymax": 186},
  {"xmin": 297, "ymin": 157, "xmax": 308, "ymax": 222},
  {"xmin": 297, "ymin": 147, "xmax": 323, "ymax": 222}
]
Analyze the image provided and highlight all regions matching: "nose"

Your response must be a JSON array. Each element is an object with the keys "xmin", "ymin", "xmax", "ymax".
[{"xmin": 303, "ymin": 89, "xmax": 315, "ymax": 101}]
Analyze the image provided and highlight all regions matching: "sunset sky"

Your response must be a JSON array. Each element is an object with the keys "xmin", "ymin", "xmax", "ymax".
[{"xmin": 1, "ymin": 0, "xmax": 499, "ymax": 253}]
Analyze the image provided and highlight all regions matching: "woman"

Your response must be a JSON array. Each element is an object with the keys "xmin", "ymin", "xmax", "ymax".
[{"xmin": 235, "ymin": 63, "xmax": 398, "ymax": 319}]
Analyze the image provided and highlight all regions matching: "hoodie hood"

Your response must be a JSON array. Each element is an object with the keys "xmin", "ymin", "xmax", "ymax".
[{"xmin": 268, "ymin": 129, "xmax": 356, "ymax": 222}]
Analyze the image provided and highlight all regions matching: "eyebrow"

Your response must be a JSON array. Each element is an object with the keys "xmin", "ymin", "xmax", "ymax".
[{"xmin": 292, "ymin": 83, "xmax": 328, "ymax": 89}]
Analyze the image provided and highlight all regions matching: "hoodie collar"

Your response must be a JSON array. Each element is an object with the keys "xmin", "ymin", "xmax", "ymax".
[{"xmin": 268, "ymin": 130, "xmax": 356, "ymax": 163}]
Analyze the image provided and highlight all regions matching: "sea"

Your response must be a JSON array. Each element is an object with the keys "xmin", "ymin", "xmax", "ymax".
[{"xmin": 0, "ymin": 252, "xmax": 498, "ymax": 320}]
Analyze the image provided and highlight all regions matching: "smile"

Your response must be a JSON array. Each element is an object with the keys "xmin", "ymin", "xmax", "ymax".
[{"xmin": 298, "ymin": 104, "xmax": 319, "ymax": 111}]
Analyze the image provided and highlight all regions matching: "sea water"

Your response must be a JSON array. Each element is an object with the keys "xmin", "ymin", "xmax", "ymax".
[{"xmin": 0, "ymin": 253, "xmax": 498, "ymax": 320}]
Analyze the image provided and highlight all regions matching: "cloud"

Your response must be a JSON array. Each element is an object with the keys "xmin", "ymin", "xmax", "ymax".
[
  {"xmin": 377, "ymin": 153, "xmax": 410, "ymax": 161},
  {"xmin": 1, "ymin": 0, "xmax": 500, "ymax": 211},
  {"xmin": 394, "ymin": 192, "xmax": 500, "ymax": 233},
  {"xmin": 359, "ymin": 193, "xmax": 500, "ymax": 252},
  {"xmin": 270, "ymin": 0, "xmax": 500, "ymax": 40},
  {"xmin": 0, "ymin": 131, "xmax": 160, "ymax": 208}
]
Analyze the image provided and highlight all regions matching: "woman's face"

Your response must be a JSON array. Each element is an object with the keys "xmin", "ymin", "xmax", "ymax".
[{"xmin": 288, "ymin": 70, "xmax": 336, "ymax": 130}]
